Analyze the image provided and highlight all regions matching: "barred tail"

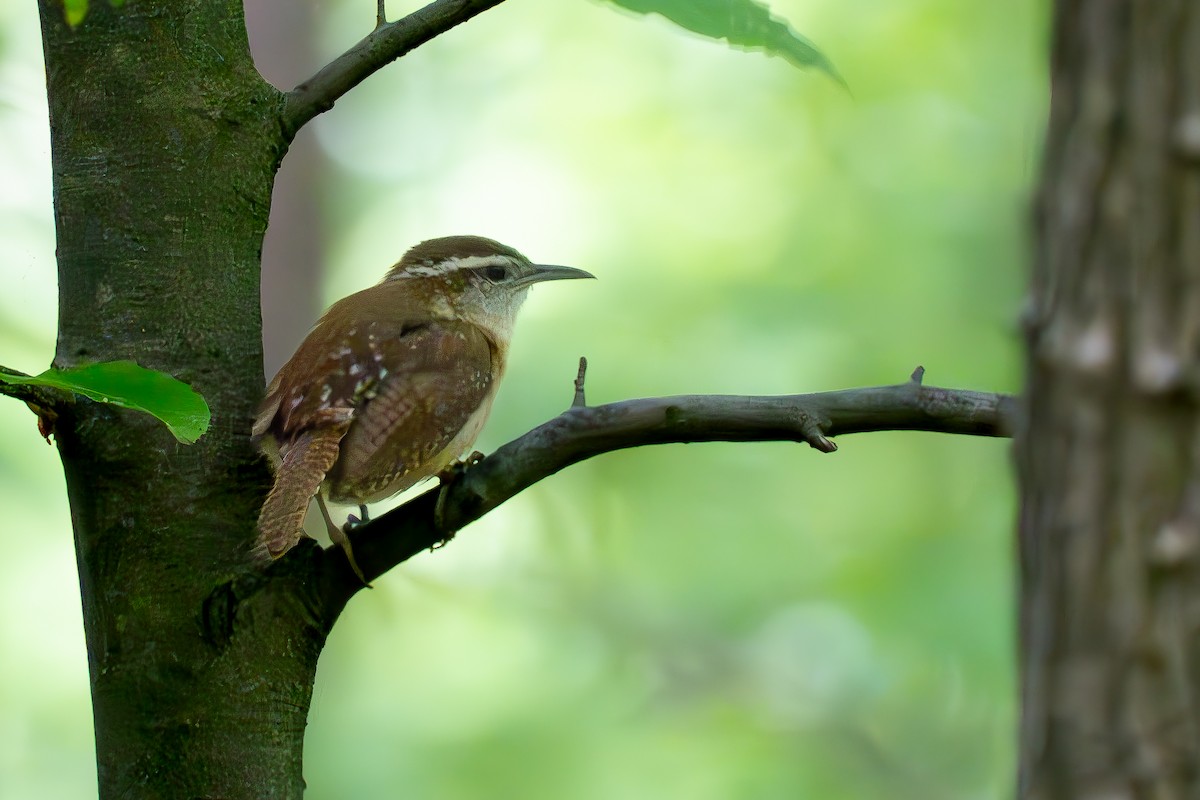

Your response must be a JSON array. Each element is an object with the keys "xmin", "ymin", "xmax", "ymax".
[{"xmin": 255, "ymin": 425, "xmax": 348, "ymax": 562}]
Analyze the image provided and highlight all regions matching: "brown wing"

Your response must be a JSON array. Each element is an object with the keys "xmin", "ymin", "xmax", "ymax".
[
  {"xmin": 325, "ymin": 322, "xmax": 496, "ymax": 503},
  {"xmin": 256, "ymin": 309, "xmax": 417, "ymax": 446}
]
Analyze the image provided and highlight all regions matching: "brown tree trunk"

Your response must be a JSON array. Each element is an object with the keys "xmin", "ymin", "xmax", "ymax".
[
  {"xmin": 36, "ymin": 3, "xmax": 337, "ymax": 796},
  {"xmin": 1019, "ymin": 1, "xmax": 1200, "ymax": 796}
]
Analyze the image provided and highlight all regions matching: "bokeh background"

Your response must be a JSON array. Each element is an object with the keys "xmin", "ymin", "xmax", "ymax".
[{"xmin": 0, "ymin": 0, "xmax": 1042, "ymax": 797}]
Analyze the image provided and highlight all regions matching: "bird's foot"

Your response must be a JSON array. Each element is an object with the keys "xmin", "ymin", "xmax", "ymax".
[
  {"xmin": 431, "ymin": 451, "xmax": 485, "ymax": 546},
  {"xmin": 318, "ymin": 495, "xmax": 371, "ymax": 586},
  {"xmin": 331, "ymin": 525, "xmax": 370, "ymax": 586},
  {"xmin": 344, "ymin": 504, "xmax": 370, "ymax": 528}
]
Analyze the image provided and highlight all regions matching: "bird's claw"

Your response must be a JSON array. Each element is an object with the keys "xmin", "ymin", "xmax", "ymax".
[
  {"xmin": 317, "ymin": 495, "xmax": 371, "ymax": 586},
  {"xmin": 444, "ymin": 451, "xmax": 485, "ymax": 476},
  {"xmin": 330, "ymin": 524, "xmax": 370, "ymax": 586},
  {"xmin": 344, "ymin": 503, "xmax": 371, "ymax": 529},
  {"xmin": 431, "ymin": 451, "xmax": 485, "ymax": 544}
]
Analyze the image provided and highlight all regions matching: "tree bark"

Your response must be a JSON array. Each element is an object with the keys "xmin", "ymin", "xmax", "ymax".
[
  {"xmin": 1019, "ymin": 1, "xmax": 1200, "ymax": 796},
  {"xmin": 36, "ymin": 3, "xmax": 324, "ymax": 796}
]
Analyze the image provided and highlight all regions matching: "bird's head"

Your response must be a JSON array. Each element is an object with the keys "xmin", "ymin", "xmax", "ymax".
[{"xmin": 383, "ymin": 235, "xmax": 593, "ymax": 335}]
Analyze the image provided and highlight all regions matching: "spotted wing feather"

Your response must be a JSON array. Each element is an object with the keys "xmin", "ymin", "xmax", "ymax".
[
  {"xmin": 257, "ymin": 318, "xmax": 409, "ymax": 445},
  {"xmin": 326, "ymin": 323, "xmax": 496, "ymax": 503}
]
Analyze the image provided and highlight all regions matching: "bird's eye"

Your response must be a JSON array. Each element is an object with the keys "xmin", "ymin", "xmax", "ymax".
[{"xmin": 482, "ymin": 265, "xmax": 508, "ymax": 282}]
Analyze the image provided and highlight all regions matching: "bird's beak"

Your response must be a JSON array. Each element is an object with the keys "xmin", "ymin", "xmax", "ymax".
[{"xmin": 519, "ymin": 264, "xmax": 596, "ymax": 288}]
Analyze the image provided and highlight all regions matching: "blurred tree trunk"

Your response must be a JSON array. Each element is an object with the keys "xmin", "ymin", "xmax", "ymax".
[
  {"xmin": 244, "ymin": 0, "xmax": 327, "ymax": 377},
  {"xmin": 1019, "ymin": 1, "xmax": 1200, "ymax": 796}
]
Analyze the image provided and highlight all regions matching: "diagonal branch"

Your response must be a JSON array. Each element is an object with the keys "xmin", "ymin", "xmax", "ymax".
[
  {"xmin": 315, "ymin": 369, "xmax": 1018, "ymax": 606},
  {"xmin": 281, "ymin": 0, "xmax": 509, "ymax": 138}
]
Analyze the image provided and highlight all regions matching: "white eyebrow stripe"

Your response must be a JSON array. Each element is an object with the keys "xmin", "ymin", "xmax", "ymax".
[{"xmin": 390, "ymin": 254, "xmax": 522, "ymax": 280}]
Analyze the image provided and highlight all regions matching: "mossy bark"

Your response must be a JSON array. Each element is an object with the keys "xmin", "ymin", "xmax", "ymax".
[{"xmin": 37, "ymin": 3, "xmax": 338, "ymax": 796}]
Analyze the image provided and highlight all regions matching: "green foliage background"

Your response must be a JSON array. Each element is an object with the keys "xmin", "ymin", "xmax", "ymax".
[{"xmin": 0, "ymin": 0, "xmax": 1041, "ymax": 796}]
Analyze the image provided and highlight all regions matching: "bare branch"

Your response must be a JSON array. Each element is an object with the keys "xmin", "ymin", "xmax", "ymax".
[
  {"xmin": 315, "ymin": 375, "xmax": 1018, "ymax": 602},
  {"xmin": 281, "ymin": 0, "xmax": 509, "ymax": 138}
]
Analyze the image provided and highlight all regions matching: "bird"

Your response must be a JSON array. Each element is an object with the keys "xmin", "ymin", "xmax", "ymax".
[{"xmin": 252, "ymin": 235, "xmax": 593, "ymax": 579}]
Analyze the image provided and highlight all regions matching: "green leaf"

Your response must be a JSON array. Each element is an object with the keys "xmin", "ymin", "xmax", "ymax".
[
  {"xmin": 600, "ymin": 0, "xmax": 846, "ymax": 87},
  {"xmin": 62, "ymin": 0, "xmax": 126, "ymax": 28},
  {"xmin": 0, "ymin": 361, "xmax": 211, "ymax": 444},
  {"xmin": 64, "ymin": 0, "xmax": 88, "ymax": 27}
]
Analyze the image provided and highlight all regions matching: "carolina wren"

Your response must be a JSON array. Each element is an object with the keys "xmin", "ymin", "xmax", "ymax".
[{"xmin": 253, "ymin": 235, "xmax": 593, "ymax": 576}]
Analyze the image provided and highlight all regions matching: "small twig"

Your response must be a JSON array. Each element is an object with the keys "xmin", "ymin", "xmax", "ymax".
[
  {"xmin": 0, "ymin": 364, "xmax": 72, "ymax": 443},
  {"xmin": 0, "ymin": 364, "xmax": 32, "ymax": 381},
  {"xmin": 0, "ymin": 364, "xmax": 70, "ymax": 409},
  {"xmin": 910, "ymin": 365, "xmax": 926, "ymax": 384},
  {"xmin": 377, "ymin": 0, "xmax": 387, "ymax": 27},
  {"xmin": 572, "ymin": 357, "xmax": 588, "ymax": 408},
  {"xmin": 282, "ymin": 0, "xmax": 510, "ymax": 139},
  {"xmin": 800, "ymin": 417, "xmax": 838, "ymax": 453}
]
